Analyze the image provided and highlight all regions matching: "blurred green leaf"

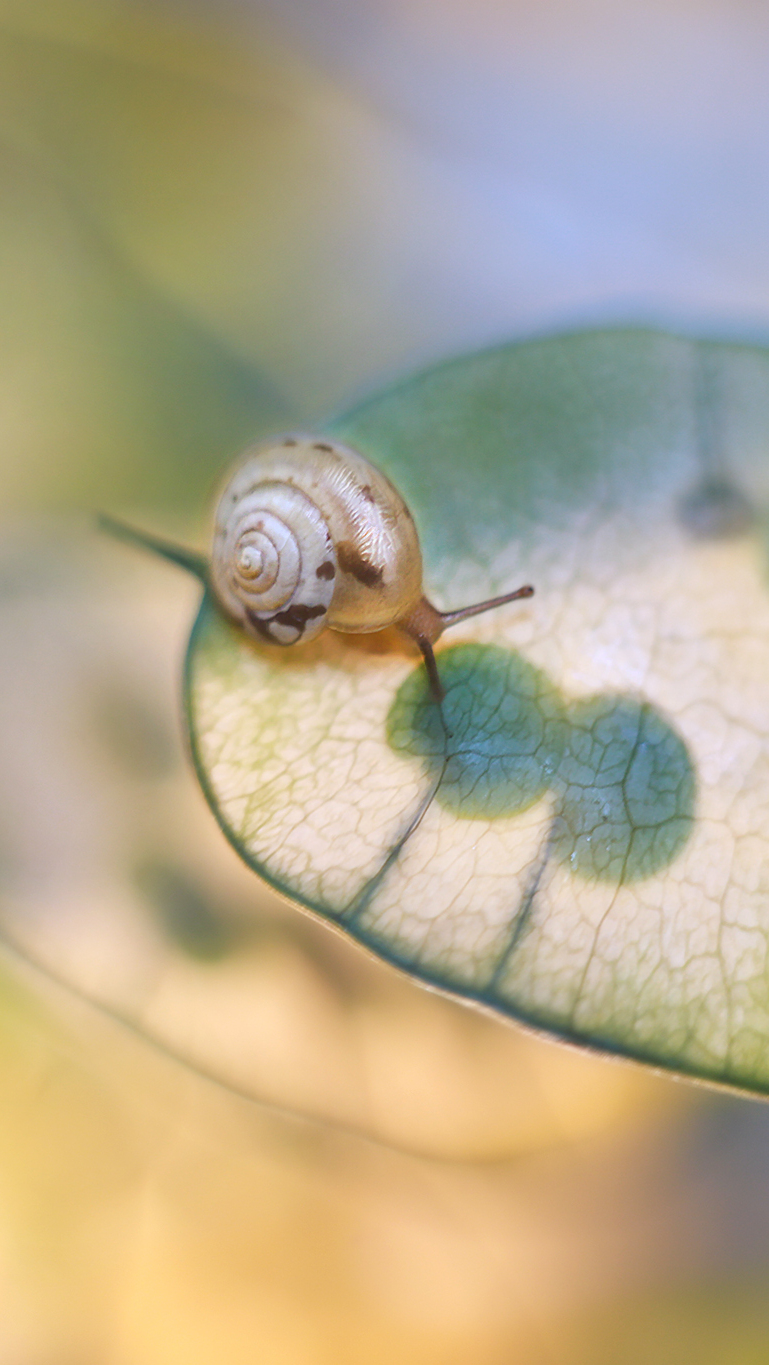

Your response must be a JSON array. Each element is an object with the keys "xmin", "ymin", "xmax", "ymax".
[
  {"xmin": 0, "ymin": 0, "xmax": 447, "ymax": 492},
  {"xmin": 188, "ymin": 327, "xmax": 769, "ymax": 1093},
  {"xmin": 0, "ymin": 8, "xmax": 296, "ymax": 511}
]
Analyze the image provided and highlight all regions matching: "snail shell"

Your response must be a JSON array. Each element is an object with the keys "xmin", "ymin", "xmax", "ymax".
[{"xmin": 211, "ymin": 436, "xmax": 423, "ymax": 645}]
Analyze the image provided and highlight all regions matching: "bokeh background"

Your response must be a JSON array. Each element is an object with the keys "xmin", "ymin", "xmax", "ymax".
[{"xmin": 4, "ymin": 0, "xmax": 769, "ymax": 1360}]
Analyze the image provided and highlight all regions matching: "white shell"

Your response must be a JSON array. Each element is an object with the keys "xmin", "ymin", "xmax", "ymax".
[{"xmin": 211, "ymin": 435, "xmax": 423, "ymax": 645}]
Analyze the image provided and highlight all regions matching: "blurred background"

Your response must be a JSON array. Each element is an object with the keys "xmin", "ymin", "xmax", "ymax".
[{"xmin": 3, "ymin": 0, "xmax": 769, "ymax": 1360}]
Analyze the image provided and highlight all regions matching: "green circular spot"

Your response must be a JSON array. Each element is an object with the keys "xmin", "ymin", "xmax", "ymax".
[
  {"xmin": 551, "ymin": 695, "xmax": 696, "ymax": 882},
  {"xmin": 388, "ymin": 647, "xmax": 695, "ymax": 883},
  {"xmin": 387, "ymin": 644, "xmax": 565, "ymax": 819}
]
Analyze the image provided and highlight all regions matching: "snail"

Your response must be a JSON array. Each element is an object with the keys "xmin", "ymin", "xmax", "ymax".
[{"xmin": 101, "ymin": 435, "xmax": 534, "ymax": 701}]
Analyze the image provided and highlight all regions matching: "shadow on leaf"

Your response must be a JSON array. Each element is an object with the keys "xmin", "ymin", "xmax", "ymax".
[{"xmin": 387, "ymin": 644, "xmax": 696, "ymax": 884}]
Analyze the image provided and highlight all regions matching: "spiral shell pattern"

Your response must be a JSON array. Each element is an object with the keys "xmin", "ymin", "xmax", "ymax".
[
  {"xmin": 212, "ymin": 479, "xmax": 336, "ymax": 645},
  {"xmin": 212, "ymin": 434, "xmax": 423, "ymax": 647}
]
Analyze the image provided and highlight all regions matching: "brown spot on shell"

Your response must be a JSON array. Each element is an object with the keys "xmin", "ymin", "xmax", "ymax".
[
  {"xmin": 274, "ymin": 602, "xmax": 327, "ymax": 632},
  {"xmin": 316, "ymin": 561, "xmax": 336, "ymax": 580},
  {"xmin": 360, "ymin": 484, "xmax": 376, "ymax": 503},
  {"xmin": 313, "ymin": 442, "xmax": 335, "ymax": 453},
  {"xmin": 337, "ymin": 541, "xmax": 384, "ymax": 587},
  {"xmin": 283, "ymin": 437, "xmax": 297, "ymax": 446},
  {"xmin": 247, "ymin": 602, "xmax": 327, "ymax": 643}
]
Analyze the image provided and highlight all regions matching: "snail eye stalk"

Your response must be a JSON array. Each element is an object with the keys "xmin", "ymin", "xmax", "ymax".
[{"xmin": 397, "ymin": 584, "xmax": 535, "ymax": 703}]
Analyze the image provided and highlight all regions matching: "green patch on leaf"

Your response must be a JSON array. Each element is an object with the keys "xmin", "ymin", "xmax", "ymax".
[
  {"xmin": 388, "ymin": 645, "xmax": 695, "ymax": 881},
  {"xmin": 551, "ymin": 695, "xmax": 695, "ymax": 882},
  {"xmin": 387, "ymin": 646, "xmax": 562, "ymax": 819}
]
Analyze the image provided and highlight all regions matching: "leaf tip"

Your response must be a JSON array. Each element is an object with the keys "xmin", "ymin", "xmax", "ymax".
[{"xmin": 97, "ymin": 512, "xmax": 209, "ymax": 583}]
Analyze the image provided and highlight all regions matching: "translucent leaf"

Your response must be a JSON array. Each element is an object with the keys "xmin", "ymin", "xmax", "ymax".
[{"xmin": 187, "ymin": 327, "xmax": 769, "ymax": 1095}]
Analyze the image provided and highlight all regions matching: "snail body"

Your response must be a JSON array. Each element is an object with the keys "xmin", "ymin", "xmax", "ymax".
[
  {"xmin": 101, "ymin": 434, "xmax": 533, "ymax": 702},
  {"xmin": 210, "ymin": 434, "xmax": 534, "ymax": 700}
]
